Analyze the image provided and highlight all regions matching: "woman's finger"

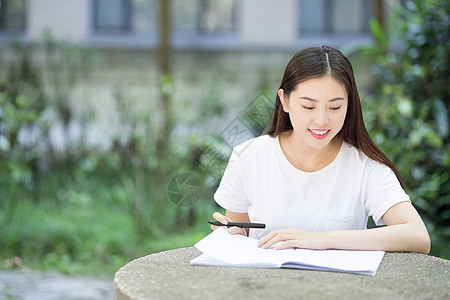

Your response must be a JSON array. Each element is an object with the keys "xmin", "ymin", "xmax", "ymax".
[
  {"xmin": 257, "ymin": 229, "xmax": 288, "ymax": 247},
  {"xmin": 259, "ymin": 233, "xmax": 293, "ymax": 249},
  {"xmin": 228, "ymin": 226, "xmax": 247, "ymax": 236},
  {"xmin": 275, "ymin": 239, "xmax": 297, "ymax": 250},
  {"xmin": 212, "ymin": 212, "xmax": 231, "ymax": 224},
  {"xmin": 211, "ymin": 212, "xmax": 232, "ymax": 231},
  {"xmin": 257, "ymin": 231, "xmax": 277, "ymax": 247}
]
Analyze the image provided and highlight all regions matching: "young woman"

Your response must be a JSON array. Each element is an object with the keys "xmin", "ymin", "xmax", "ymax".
[{"xmin": 211, "ymin": 46, "xmax": 430, "ymax": 254}]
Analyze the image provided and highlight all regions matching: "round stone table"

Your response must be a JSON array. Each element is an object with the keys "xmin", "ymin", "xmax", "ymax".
[{"xmin": 114, "ymin": 247, "xmax": 450, "ymax": 300}]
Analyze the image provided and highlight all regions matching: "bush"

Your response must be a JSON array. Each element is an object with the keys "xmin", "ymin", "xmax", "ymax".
[{"xmin": 355, "ymin": 0, "xmax": 450, "ymax": 258}]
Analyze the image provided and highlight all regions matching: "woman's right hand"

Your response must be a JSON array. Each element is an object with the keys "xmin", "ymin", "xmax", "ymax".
[{"xmin": 211, "ymin": 212, "xmax": 248, "ymax": 236}]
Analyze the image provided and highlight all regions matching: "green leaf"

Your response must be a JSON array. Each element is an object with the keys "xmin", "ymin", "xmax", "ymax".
[{"xmin": 369, "ymin": 18, "xmax": 387, "ymax": 51}]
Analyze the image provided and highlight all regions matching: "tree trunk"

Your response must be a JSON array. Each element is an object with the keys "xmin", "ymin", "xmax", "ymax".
[
  {"xmin": 152, "ymin": 0, "xmax": 174, "ymax": 235},
  {"xmin": 159, "ymin": 0, "xmax": 171, "ymax": 75},
  {"xmin": 374, "ymin": 0, "xmax": 385, "ymax": 29}
]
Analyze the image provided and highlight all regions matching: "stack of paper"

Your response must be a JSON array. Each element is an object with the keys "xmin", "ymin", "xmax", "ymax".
[{"xmin": 190, "ymin": 227, "xmax": 385, "ymax": 276}]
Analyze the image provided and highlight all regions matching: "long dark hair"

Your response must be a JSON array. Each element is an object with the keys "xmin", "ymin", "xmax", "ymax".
[{"xmin": 264, "ymin": 46, "xmax": 406, "ymax": 189}]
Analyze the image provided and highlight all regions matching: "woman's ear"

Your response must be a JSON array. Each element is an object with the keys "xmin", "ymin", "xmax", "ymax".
[{"xmin": 278, "ymin": 89, "xmax": 289, "ymax": 113}]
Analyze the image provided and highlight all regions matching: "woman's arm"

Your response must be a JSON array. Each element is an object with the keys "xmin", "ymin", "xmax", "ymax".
[
  {"xmin": 212, "ymin": 210, "xmax": 250, "ymax": 236},
  {"xmin": 258, "ymin": 202, "xmax": 431, "ymax": 254}
]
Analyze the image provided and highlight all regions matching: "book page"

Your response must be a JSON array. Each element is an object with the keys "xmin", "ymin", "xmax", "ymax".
[
  {"xmin": 194, "ymin": 227, "xmax": 294, "ymax": 266},
  {"xmin": 190, "ymin": 254, "xmax": 280, "ymax": 268}
]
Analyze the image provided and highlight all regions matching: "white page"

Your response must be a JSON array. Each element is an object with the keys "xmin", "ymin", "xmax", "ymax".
[
  {"xmin": 194, "ymin": 227, "xmax": 294, "ymax": 266},
  {"xmin": 281, "ymin": 249, "xmax": 385, "ymax": 272}
]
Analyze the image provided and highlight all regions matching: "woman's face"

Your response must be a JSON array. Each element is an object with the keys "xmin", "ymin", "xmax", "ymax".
[{"xmin": 279, "ymin": 76, "xmax": 348, "ymax": 150}]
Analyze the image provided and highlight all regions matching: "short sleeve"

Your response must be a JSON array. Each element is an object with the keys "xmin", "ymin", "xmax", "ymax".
[
  {"xmin": 214, "ymin": 149, "xmax": 251, "ymax": 213},
  {"xmin": 365, "ymin": 164, "xmax": 411, "ymax": 226}
]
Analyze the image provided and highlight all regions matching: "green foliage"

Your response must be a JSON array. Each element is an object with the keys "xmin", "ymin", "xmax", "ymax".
[
  {"xmin": 0, "ymin": 33, "xmax": 95, "ymax": 207},
  {"xmin": 0, "ymin": 92, "xmax": 46, "ymax": 197},
  {"xmin": 104, "ymin": 74, "xmax": 226, "ymax": 241},
  {"xmin": 41, "ymin": 30, "xmax": 95, "ymax": 150},
  {"xmin": 355, "ymin": 0, "xmax": 449, "ymax": 258},
  {"xmin": 241, "ymin": 88, "xmax": 275, "ymax": 135},
  {"xmin": 0, "ymin": 35, "xmax": 222, "ymax": 276},
  {"xmin": 0, "ymin": 42, "xmax": 49, "ymax": 204}
]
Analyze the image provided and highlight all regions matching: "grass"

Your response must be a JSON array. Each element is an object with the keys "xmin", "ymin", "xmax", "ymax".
[{"xmin": 0, "ymin": 167, "xmax": 216, "ymax": 278}]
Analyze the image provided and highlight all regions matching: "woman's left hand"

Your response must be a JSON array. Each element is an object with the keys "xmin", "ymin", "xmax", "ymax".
[{"xmin": 257, "ymin": 228, "xmax": 328, "ymax": 250}]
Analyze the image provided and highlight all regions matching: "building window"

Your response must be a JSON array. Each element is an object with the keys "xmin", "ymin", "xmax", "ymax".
[
  {"xmin": 93, "ymin": 0, "xmax": 156, "ymax": 33},
  {"xmin": 299, "ymin": 0, "xmax": 373, "ymax": 35},
  {"xmin": 0, "ymin": 0, "xmax": 26, "ymax": 32},
  {"xmin": 93, "ymin": 0, "xmax": 237, "ymax": 36},
  {"xmin": 173, "ymin": 0, "xmax": 237, "ymax": 35}
]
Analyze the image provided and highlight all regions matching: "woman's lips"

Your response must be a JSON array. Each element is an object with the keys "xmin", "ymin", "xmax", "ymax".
[{"xmin": 309, "ymin": 129, "xmax": 330, "ymax": 139}]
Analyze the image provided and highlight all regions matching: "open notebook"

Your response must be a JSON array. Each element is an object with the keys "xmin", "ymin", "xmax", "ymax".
[{"xmin": 190, "ymin": 227, "xmax": 385, "ymax": 276}]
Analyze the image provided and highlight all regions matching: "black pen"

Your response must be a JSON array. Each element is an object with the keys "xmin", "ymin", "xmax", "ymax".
[{"xmin": 208, "ymin": 221, "xmax": 266, "ymax": 229}]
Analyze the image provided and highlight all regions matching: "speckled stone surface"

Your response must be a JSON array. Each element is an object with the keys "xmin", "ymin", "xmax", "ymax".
[{"xmin": 114, "ymin": 247, "xmax": 450, "ymax": 300}]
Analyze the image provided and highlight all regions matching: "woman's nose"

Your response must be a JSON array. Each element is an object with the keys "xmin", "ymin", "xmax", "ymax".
[{"xmin": 314, "ymin": 110, "xmax": 328, "ymax": 126}]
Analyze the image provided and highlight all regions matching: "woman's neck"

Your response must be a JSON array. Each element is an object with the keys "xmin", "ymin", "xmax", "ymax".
[{"xmin": 281, "ymin": 130, "xmax": 342, "ymax": 172}]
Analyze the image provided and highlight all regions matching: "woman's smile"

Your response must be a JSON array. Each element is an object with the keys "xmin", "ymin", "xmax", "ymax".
[{"xmin": 309, "ymin": 129, "xmax": 330, "ymax": 139}]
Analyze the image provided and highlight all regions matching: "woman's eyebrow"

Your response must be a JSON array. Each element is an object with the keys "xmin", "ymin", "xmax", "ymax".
[{"xmin": 297, "ymin": 96, "xmax": 345, "ymax": 102}]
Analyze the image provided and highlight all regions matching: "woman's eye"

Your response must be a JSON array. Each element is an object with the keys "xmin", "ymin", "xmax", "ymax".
[
  {"xmin": 330, "ymin": 106, "xmax": 342, "ymax": 111},
  {"xmin": 302, "ymin": 106, "xmax": 314, "ymax": 110}
]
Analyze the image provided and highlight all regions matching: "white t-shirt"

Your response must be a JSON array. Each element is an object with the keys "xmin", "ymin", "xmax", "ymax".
[{"xmin": 214, "ymin": 135, "xmax": 410, "ymax": 239}]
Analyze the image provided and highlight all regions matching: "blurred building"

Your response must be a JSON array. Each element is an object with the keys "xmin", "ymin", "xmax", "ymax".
[
  {"xmin": 0, "ymin": 0, "xmax": 397, "ymax": 148},
  {"xmin": 0, "ymin": 0, "xmax": 388, "ymax": 48}
]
